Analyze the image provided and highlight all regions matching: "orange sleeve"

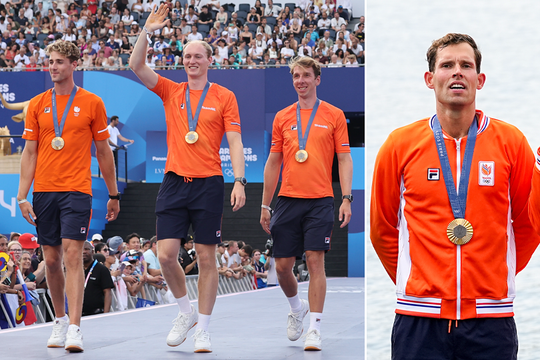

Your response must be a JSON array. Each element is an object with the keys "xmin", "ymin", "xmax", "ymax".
[
  {"xmin": 509, "ymin": 137, "xmax": 540, "ymax": 273},
  {"xmin": 149, "ymin": 74, "xmax": 174, "ymax": 101},
  {"xmin": 22, "ymin": 94, "xmax": 41, "ymax": 141},
  {"xmin": 222, "ymin": 90, "xmax": 241, "ymax": 133},
  {"xmin": 270, "ymin": 112, "xmax": 283, "ymax": 153},
  {"xmin": 333, "ymin": 108, "xmax": 350, "ymax": 153},
  {"xmin": 529, "ymin": 149, "xmax": 540, "ymax": 237},
  {"xmin": 370, "ymin": 131, "xmax": 402, "ymax": 284},
  {"xmin": 91, "ymin": 96, "xmax": 110, "ymax": 141}
]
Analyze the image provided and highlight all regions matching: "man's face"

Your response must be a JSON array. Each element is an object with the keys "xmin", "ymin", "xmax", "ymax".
[
  {"xmin": 82, "ymin": 242, "xmax": 94, "ymax": 263},
  {"xmin": 424, "ymin": 43, "xmax": 485, "ymax": 111},
  {"xmin": 183, "ymin": 42, "xmax": 211, "ymax": 79},
  {"xmin": 324, "ymin": 31, "xmax": 329, "ymax": 39},
  {"xmin": 49, "ymin": 51, "xmax": 76, "ymax": 84},
  {"xmin": 334, "ymin": 12, "xmax": 339, "ymax": 19},
  {"xmin": 184, "ymin": 239, "xmax": 194, "ymax": 250},
  {"xmin": 191, "ymin": 25, "xmax": 197, "ymax": 33},
  {"xmin": 128, "ymin": 237, "xmax": 141, "ymax": 250},
  {"xmin": 228, "ymin": 242, "xmax": 238, "ymax": 254},
  {"xmin": 217, "ymin": 245, "xmax": 225, "ymax": 254}
]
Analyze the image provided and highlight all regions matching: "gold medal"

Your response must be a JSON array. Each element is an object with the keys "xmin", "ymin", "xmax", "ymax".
[
  {"xmin": 295, "ymin": 149, "xmax": 308, "ymax": 163},
  {"xmin": 185, "ymin": 131, "xmax": 199, "ymax": 144},
  {"xmin": 51, "ymin": 136, "xmax": 65, "ymax": 150},
  {"xmin": 447, "ymin": 218, "xmax": 473, "ymax": 245}
]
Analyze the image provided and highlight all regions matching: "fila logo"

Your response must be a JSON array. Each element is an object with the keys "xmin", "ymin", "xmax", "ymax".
[
  {"xmin": 44, "ymin": 107, "xmax": 51, "ymax": 113},
  {"xmin": 325, "ymin": 237, "xmax": 330, "ymax": 244},
  {"xmin": 80, "ymin": 227, "xmax": 86, "ymax": 234},
  {"xmin": 291, "ymin": 125, "xmax": 297, "ymax": 131},
  {"xmin": 479, "ymin": 161, "xmax": 494, "ymax": 186},
  {"xmin": 427, "ymin": 168, "xmax": 440, "ymax": 181},
  {"xmin": 181, "ymin": 103, "xmax": 185, "ymax": 109},
  {"xmin": 216, "ymin": 230, "xmax": 221, "ymax": 238}
]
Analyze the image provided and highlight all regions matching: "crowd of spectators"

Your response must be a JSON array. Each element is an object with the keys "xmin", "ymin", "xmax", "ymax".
[
  {"xmin": 1, "ymin": 229, "xmax": 291, "ymax": 327},
  {"xmin": 0, "ymin": 0, "xmax": 363, "ymax": 70}
]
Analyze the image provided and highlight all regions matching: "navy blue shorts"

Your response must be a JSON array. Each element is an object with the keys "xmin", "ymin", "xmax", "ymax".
[
  {"xmin": 33, "ymin": 192, "xmax": 92, "ymax": 246},
  {"xmin": 270, "ymin": 196, "xmax": 334, "ymax": 258},
  {"xmin": 156, "ymin": 172, "xmax": 224, "ymax": 244},
  {"xmin": 391, "ymin": 314, "xmax": 518, "ymax": 360}
]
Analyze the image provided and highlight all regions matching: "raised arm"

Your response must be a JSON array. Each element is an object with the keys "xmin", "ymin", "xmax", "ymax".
[{"xmin": 129, "ymin": 4, "xmax": 169, "ymax": 89}]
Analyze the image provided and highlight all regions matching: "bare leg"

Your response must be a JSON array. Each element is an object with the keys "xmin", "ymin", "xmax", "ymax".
[
  {"xmin": 62, "ymin": 239, "xmax": 85, "ymax": 326},
  {"xmin": 305, "ymin": 250, "xmax": 326, "ymax": 313},
  {"xmin": 195, "ymin": 243, "xmax": 218, "ymax": 315},
  {"xmin": 157, "ymin": 239, "xmax": 187, "ymax": 298},
  {"xmin": 275, "ymin": 257, "xmax": 298, "ymax": 297},
  {"xmin": 42, "ymin": 244, "xmax": 65, "ymax": 318}
]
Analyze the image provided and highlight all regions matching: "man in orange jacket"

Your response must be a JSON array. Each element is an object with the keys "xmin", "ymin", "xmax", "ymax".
[{"xmin": 371, "ymin": 33, "xmax": 540, "ymax": 360}]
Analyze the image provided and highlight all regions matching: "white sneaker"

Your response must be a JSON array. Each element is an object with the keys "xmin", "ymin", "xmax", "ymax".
[
  {"xmin": 65, "ymin": 326, "xmax": 84, "ymax": 352},
  {"xmin": 193, "ymin": 329, "xmax": 212, "ymax": 353},
  {"xmin": 166, "ymin": 305, "xmax": 198, "ymax": 347},
  {"xmin": 47, "ymin": 317, "xmax": 69, "ymax": 348},
  {"xmin": 304, "ymin": 329, "xmax": 322, "ymax": 351},
  {"xmin": 287, "ymin": 299, "xmax": 309, "ymax": 341}
]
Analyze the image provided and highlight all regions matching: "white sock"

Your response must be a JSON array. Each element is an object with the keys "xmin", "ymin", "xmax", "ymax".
[
  {"xmin": 308, "ymin": 312, "xmax": 322, "ymax": 332},
  {"xmin": 67, "ymin": 324, "xmax": 80, "ymax": 332},
  {"xmin": 56, "ymin": 315, "xmax": 68, "ymax": 322},
  {"xmin": 196, "ymin": 313, "xmax": 211, "ymax": 332},
  {"xmin": 287, "ymin": 294, "xmax": 302, "ymax": 313},
  {"xmin": 175, "ymin": 295, "xmax": 192, "ymax": 314}
]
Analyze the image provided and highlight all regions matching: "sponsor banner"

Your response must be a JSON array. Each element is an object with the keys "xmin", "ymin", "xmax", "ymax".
[
  {"xmin": 145, "ymin": 130, "xmax": 265, "ymax": 183},
  {"xmin": 0, "ymin": 174, "xmax": 35, "ymax": 234}
]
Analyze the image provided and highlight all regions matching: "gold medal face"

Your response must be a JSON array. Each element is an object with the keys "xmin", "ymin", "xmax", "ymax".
[
  {"xmin": 295, "ymin": 149, "xmax": 308, "ymax": 163},
  {"xmin": 185, "ymin": 131, "xmax": 199, "ymax": 144},
  {"xmin": 447, "ymin": 218, "xmax": 473, "ymax": 245},
  {"xmin": 51, "ymin": 136, "xmax": 65, "ymax": 150}
]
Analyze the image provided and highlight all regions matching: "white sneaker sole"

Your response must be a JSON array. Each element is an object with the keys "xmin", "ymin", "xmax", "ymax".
[
  {"xmin": 166, "ymin": 321, "xmax": 198, "ymax": 347},
  {"xmin": 65, "ymin": 344, "xmax": 84, "ymax": 353}
]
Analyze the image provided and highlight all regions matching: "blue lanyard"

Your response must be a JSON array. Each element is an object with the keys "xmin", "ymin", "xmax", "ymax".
[
  {"xmin": 432, "ymin": 115, "xmax": 478, "ymax": 219},
  {"xmin": 296, "ymin": 99, "xmax": 320, "ymax": 151},
  {"xmin": 84, "ymin": 260, "xmax": 98, "ymax": 289},
  {"xmin": 185, "ymin": 82, "xmax": 210, "ymax": 132},
  {"xmin": 51, "ymin": 86, "xmax": 78, "ymax": 138}
]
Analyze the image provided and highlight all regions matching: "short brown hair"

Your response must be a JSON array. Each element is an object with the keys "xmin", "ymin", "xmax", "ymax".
[
  {"xmin": 289, "ymin": 56, "xmax": 321, "ymax": 78},
  {"xmin": 426, "ymin": 33, "xmax": 481, "ymax": 73},
  {"xmin": 46, "ymin": 40, "xmax": 80, "ymax": 63}
]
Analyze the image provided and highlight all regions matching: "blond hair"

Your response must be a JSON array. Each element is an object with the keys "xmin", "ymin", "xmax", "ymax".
[
  {"xmin": 46, "ymin": 40, "xmax": 81, "ymax": 63},
  {"xmin": 288, "ymin": 56, "xmax": 321, "ymax": 78},
  {"xmin": 183, "ymin": 40, "xmax": 213, "ymax": 58}
]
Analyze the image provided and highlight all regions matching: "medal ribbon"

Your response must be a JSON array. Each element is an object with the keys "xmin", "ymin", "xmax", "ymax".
[
  {"xmin": 432, "ymin": 115, "xmax": 478, "ymax": 219},
  {"xmin": 84, "ymin": 260, "xmax": 98, "ymax": 289},
  {"xmin": 296, "ymin": 99, "xmax": 320, "ymax": 151},
  {"xmin": 51, "ymin": 86, "xmax": 78, "ymax": 139},
  {"xmin": 186, "ymin": 82, "xmax": 210, "ymax": 132}
]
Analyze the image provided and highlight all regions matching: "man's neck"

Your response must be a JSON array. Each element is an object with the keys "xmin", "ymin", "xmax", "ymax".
[
  {"xmin": 54, "ymin": 79, "xmax": 75, "ymax": 95},
  {"xmin": 83, "ymin": 260, "xmax": 93, "ymax": 268},
  {"xmin": 298, "ymin": 93, "xmax": 318, "ymax": 110},
  {"xmin": 188, "ymin": 75, "xmax": 208, "ymax": 90},
  {"xmin": 436, "ymin": 105, "xmax": 477, "ymax": 139}
]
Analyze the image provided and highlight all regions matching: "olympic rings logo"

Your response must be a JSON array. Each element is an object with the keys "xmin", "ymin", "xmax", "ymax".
[{"xmin": 224, "ymin": 169, "xmax": 234, "ymax": 177}]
